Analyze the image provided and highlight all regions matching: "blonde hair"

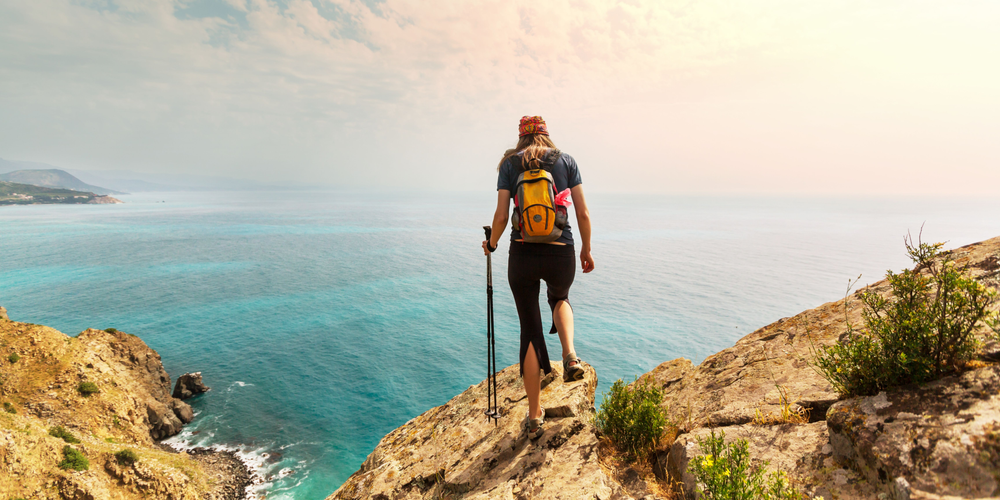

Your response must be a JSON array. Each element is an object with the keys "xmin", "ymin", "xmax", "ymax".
[{"xmin": 497, "ymin": 134, "xmax": 558, "ymax": 171}]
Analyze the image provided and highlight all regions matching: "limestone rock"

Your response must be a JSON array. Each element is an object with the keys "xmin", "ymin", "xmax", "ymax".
[
  {"xmin": 170, "ymin": 398, "xmax": 195, "ymax": 424},
  {"xmin": 827, "ymin": 365, "xmax": 1000, "ymax": 500},
  {"xmin": 147, "ymin": 399, "xmax": 184, "ymax": 440},
  {"xmin": 328, "ymin": 362, "xmax": 641, "ymax": 500},
  {"xmin": 59, "ymin": 473, "xmax": 113, "ymax": 500},
  {"xmin": 173, "ymin": 372, "xmax": 210, "ymax": 399},
  {"xmin": 0, "ymin": 306, "xmax": 7, "ymax": 320},
  {"xmin": 77, "ymin": 327, "xmax": 174, "ymax": 400}
]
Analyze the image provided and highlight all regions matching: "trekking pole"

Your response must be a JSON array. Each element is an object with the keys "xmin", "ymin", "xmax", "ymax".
[{"xmin": 483, "ymin": 226, "xmax": 499, "ymax": 426}]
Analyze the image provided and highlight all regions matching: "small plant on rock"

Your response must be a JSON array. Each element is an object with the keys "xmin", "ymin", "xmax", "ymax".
[
  {"xmin": 58, "ymin": 445, "xmax": 89, "ymax": 471},
  {"xmin": 595, "ymin": 377, "xmax": 668, "ymax": 461},
  {"xmin": 48, "ymin": 426, "xmax": 80, "ymax": 444},
  {"xmin": 3, "ymin": 402, "xmax": 15, "ymax": 414},
  {"xmin": 752, "ymin": 384, "xmax": 809, "ymax": 426},
  {"xmin": 114, "ymin": 449, "xmax": 139, "ymax": 466},
  {"xmin": 815, "ymin": 234, "xmax": 999, "ymax": 397},
  {"xmin": 689, "ymin": 429, "xmax": 801, "ymax": 500},
  {"xmin": 8, "ymin": 352, "xmax": 19, "ymax": 364},
  {"xmin": 77, "ymin": 382, "xmax": 99, "ymax": 396},
  {"xmin": 104, "ymin": 328, "xmax": 118, "ymax": 333}
]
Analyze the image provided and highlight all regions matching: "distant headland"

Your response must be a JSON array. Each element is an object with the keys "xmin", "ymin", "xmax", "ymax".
[{"xmin": 0, "ymin": 180, "xmax": 122, "ymax": 205}]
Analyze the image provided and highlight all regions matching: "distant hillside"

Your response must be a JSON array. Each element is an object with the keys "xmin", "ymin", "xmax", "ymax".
[
  {"xmin": 0, "ymin": 163, "xmax": 123, "ymax": 195},
  {"xmin": 0, "ymin": 180, "xmax": 121, "ymax": 205}
]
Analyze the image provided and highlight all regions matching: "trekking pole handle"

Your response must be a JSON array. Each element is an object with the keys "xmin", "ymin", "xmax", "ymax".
[{"xmin": 484, "ymin": 226, "xmax": 497, "ymax": 254}]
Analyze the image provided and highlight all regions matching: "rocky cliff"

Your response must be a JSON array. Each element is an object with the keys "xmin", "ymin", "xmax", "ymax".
[
  {"xmin": 329, "ymin": 236, "xmax": 1000, "ymax": 500},
  {"xmin": 327, "ymin": 361, "xmax": 671, "ymax": 500},
  {"xmin": 647, "ymin": 235, "xmax": 1000, "ymax": 499},
  {"xmin": 0, "ymin": 310, "xmax": 247, "ymax": 499}
]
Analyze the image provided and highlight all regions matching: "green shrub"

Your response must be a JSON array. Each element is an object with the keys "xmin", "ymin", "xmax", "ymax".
[
  {"xmin": 48, "ymin": 426, "xmax": 80, "ymax": 444},
  {"xmin": 3, "ymin": 402, "xmax": 15, "ymax": 414},
  {"xmin": 77, "ymin": 382, "xmax": 99, "ymax": 396},
  {"xmin": 114, "ymin": 449, "xmax": 139, "ymax": 466},
  {"xmin": 815, "ymin": 236, "xmax": 999, "ymax": 397},
  {"xmin": 104, "ymin": 328, "xmax": 117, "ymax": 333},
  {"xmin": 595, "ymin": 377, "xmax": 668, "ymax": 460},
  {"xmin": 8, "ymin": 352, "xmax": 19, "ymax": 364},
  {"xmin": 689, "ymin": 429, "xmax": 801, "ymax": 500},
  {"xmin": 58, "ymin": 445, "xmax": 89, "ymax": 471}
]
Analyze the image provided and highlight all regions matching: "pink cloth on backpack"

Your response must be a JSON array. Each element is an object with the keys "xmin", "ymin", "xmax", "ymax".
[{"xmin": 555, "ymin": 188, "xmax": 572, "ymax": 207}]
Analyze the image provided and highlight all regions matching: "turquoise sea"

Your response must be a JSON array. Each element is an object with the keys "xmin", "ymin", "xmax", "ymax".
[{"xmin": 1, "ymin": 191, "xmax": 998, "ymax": 498}]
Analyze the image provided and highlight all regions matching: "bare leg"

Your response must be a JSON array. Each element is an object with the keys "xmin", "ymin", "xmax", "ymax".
[
  {"xmin": 552, "ymin": 300, "xmax": 576, "ymax": 360},
  {"xmin": 523, "ymin": 342, "xmax": 542, "ymax": 420}
]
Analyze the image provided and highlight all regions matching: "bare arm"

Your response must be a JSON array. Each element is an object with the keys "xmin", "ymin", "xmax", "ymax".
[
  {"xmin": 483, "ymin": 190, "xmax": 510, "ymax": 255},
  {"xmin": 571, "ymin": 184, "xmax": 595, "ymax": 273}
]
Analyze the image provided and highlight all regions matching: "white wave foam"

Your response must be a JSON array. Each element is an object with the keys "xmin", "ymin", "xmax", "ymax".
[{"xmin": 163, "ymin": 435, "xmax": 311, "ymax": 500}]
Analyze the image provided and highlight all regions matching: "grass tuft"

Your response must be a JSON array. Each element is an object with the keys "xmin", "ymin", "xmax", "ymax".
[
  {"xmin": 752, "ymin": 385, "xmax": 809, "ymax": 426},
  {"xmin": 48, "ymin": 426, "xmax": 81, "ymax": 444},
  {"xmin": 77, "ymin": 381, "xmax": 99, "ymax": 396},
  {"xmin": 114, "ymin": 449, "xmax": 139, "ymax": 466},
  {"xmin": 58, "ymin": 445, "xmax": 89, "ymax": 471}
]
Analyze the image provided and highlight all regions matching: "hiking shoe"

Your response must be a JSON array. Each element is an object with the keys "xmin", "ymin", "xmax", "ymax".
[
  {"xmin": 524, "ymin": 408, "xmax": 545, "ymax": 440},
  {"xmin": 563, "ymin": 352, "xmax": 584, "ymax": 382}
]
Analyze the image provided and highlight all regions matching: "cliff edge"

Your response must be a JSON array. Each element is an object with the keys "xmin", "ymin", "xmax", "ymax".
[
  {"xmin": 0, "ymin": 310, "xmax": 247, "ymax": 499},
  {"xmin": 328, "ymin": 235, "xmax": 1000, "ymax": 500},
  {"xmin": 327, "ymin": 361, "xmax": 667, "ymax": 500},
  {"xmin": 647, "ymin": 235, "xmax": 1000, "ymax": 499}
]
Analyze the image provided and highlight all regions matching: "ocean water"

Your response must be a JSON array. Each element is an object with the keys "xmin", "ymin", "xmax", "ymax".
[{"xmin": 1, "ymin": 191, "xmax": 998, "ymax": 498}]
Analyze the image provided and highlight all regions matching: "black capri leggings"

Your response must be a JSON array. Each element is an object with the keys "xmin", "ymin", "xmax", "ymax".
[{"xmin": 508, "ymin": 242, "xmax": 576, "ymax": 377}]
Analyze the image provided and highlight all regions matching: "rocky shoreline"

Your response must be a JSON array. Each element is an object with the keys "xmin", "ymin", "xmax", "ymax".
[
  {"xmin": 0, "ymin": 310, "xmax": 249, "ymax": 499},
  {"xmin": 185, "ymin": 447, "xmax": 255, "ymax": 500}
]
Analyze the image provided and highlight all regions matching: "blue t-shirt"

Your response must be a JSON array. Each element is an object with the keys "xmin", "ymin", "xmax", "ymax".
[{"xmin": 497, "ymin": 149, "xmax": 582, "ymax": 245}]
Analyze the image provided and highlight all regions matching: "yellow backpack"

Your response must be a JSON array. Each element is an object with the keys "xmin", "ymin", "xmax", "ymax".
[{"xmin": 511, "ymin": 169, "xmax": 568, "ymax": 243}]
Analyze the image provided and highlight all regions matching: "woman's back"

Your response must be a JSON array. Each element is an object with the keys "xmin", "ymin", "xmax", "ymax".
[{"xmin": 496, "ymin": 149, "xmax": 582, "ymax": 246}]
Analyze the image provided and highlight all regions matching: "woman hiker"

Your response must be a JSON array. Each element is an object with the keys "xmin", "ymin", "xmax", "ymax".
[{"xmin": 482, "ymin": 115, "xmax": 595, "ymax": 439}]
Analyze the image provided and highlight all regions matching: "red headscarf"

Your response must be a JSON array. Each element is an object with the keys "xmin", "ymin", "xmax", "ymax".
[{"xmin": 518, "ymin": 116, "xmax": 549, "ymax": 137}]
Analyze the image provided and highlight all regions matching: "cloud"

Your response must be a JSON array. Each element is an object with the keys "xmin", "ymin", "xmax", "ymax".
[{"xmin": 1, "ymin": 0, "xmax": 998, "ymax": 193}]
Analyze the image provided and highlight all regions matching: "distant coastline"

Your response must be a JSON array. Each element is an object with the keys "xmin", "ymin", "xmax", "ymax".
[{"xmin": 0, "ymin": 180, "xmax": 123, "ymax": 205}]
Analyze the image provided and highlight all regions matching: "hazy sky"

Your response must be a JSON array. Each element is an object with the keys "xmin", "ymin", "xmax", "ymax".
[{"xmin": 2, "ymin": 0, "xmax": 998, "ymax": 193}]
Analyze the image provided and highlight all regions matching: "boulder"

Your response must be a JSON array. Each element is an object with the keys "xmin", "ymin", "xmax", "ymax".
[
  {"xmin": 328, "ymin": 362, "xmax": 645, "ymax": 500},
  {"xmin": 146, "ymin": 399, "xmax": 184, "ymax": 440},
  {"xmin": 0, "ymin": 306, "xmax": 7, "ymax": 320},
  {"xmin": 827, "ymin": 365, "xmax": 1000, "ymax": 500},
  {"xmin": 170, "ymin": 398, "xmax": 195, "ymax": 424},
  {"xmin": 173, "ymin": 372, "xmax": 210, "ymax": 399}
]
